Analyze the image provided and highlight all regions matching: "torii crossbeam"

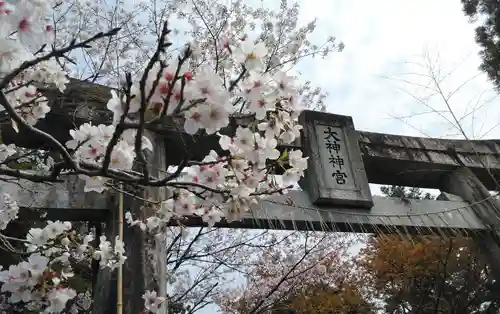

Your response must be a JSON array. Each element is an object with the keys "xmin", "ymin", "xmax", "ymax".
[{"xmin": 1, "ymin": 79, "xmax": 499, "ymax": 236}]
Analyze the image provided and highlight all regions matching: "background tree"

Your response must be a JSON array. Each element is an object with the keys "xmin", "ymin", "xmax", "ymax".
[
  {"xmin": 462, "ymin": 0, "xmax": 500, "ymax": 90},
  {"xmin": 216, "ymin": 232, "xmax": 374, "ymax": 314},
  {"xmin": 355, "ymin": 186, "xmax": 500, "ymax": 314},
  {"xmin": 271, "ymin": 282, "xmax": 374, "ymax": 314}
]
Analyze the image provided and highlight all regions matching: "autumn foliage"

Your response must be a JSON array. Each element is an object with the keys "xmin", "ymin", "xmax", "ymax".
[
  {"xmin": 220, "ymin": 186, "xmax": 500, "ymax": 313},
  {"xmin": 354, "ymin": 234, "xmax": 496, "ymax": 313},
  {"xmin": 353, "ymin": 185, "xmax": 500, "ymax": 313},
  {"xmin": 272, "ymin": 282, "xmax": 374, "ymax": 314}
]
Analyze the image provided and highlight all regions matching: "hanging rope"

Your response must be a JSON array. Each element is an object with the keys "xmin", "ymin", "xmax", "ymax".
[
  {"xmin": 117, "ymin": 183, "xmax": 124, "ymax": 314},
  {"xmin": 259, "ymin": 196, "xmax": 495, "ymax": 237}
]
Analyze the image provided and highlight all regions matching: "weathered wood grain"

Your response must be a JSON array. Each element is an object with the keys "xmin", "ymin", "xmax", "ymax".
[
  {"xmin": 165, "ymin": 190, "xmax": 484, "ymax": 234},
  {"xmin": 3, "ymin": 78, "xmax": 500, "ymax": 191},
  {"xmin": 0, "ymin": 177, "xmax": 108, "ymax": 210}
]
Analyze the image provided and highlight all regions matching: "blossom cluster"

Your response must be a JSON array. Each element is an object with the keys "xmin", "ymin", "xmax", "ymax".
[
  {"xmin": 142, "ymin": 290, "xmax": 165, "ymax": 313},
  {"xmin": 0, "ymin": 0, "xmax": 310, "ymax": 226},
  {"xmin": 0, "ymin": 218, "xmax": 126, "ymax": 312},
  {"xmin": 122, "ymin": 39, "xmax": 308, "ymax": 229},
  {"xmin": 217, "ymin": 233, "xmax": 356, "ymax": 313},
  {"xmin": 0, "ymin": 193, "xmax": 19, "ymax": 230},
  {"xmin": 0, "ymin": 0, "xmax": 69, "ymax": 131},
  {"xmin": 0, "ymin": 0, "xmax": 56, "ymax": 71},
  {"xmin": 66, "ymin": 122, "xmax": 153, "ymax": 192}
]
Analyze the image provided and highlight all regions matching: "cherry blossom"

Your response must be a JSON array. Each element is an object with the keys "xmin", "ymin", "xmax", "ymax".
[
  {"xmin": 107, "ymin": 90, "xmax": 124, "ymax": 124},
  {"xmin": 93, "ymin": 236, "xmax": 127, "ymax": 269},
  {"xmin": 142, "ymin": 290, "xmax": 165, "ymax": 313},
  {"xmin": 0, "ymin": 39, "xmax": 24, "ymax": 74},
  {"xmin": 46, "ymin": 287, "xmax": 77, "ymax": 313},
  {"xmin": 233, "ymin": 40, "xmax": 268, "ymax": 70},
  {"xmin": 258, "ymin": 118, "xmax": 283, "ymax": 139},
  {"xmin": 184, "ymin": 106, "xmax": 204, "ymax": 135},
  {"xmin": 0, "ymin": 0, "xmax": 344, "ymax": 311},
  {"xmin": 0, "ymin": 215, "xmax": 123, "ymax": 312}
]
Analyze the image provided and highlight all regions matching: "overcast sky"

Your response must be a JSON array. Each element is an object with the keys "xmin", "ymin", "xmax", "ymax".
[
  {"xmin": 296, "ymin": 0, "xmax": 500, "ymax": 140},
  {"xmin": 196, "ymin": 0, "xmax": 499, "ymax": 312}
]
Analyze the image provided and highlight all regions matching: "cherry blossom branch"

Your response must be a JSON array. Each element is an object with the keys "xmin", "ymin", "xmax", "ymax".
[
  {"xmin": 0, "ymin": 27, "xmax": 121, "ymax": 89},
  {"xmin": 0, "ymin": 91, "xmax": 79, "ymax": 171},
  {"xmin": 135, "ymin": 21, "xmax": 172, "ymax": 183},
  {"xmin": 228, "ymin": 65, "xmax": 247, "ymax": 92},
  {"xmin": 191, "ymin": 0, "xmax": 220, "ymax": 73},
  {"xmin": 171, "ymin": 227, "xmax": 205, "ymax": 272},
  {"xmin": 246, "ymin": 240, "xmax": 322, "ymax": 314},
  {"xmin": 250, "ymin": 186, "xmax": 292, "ymax": 197},
  {"xmin": 168, "ymin": 182, "xmax": 229, "ymax": 195},
  {"xmin": 0, "ymin": 29, "xmax": 124, "ymax": 181},
  {"xmin": 187, "ymin": 156, "xmax": 231, "ymax": 166}
]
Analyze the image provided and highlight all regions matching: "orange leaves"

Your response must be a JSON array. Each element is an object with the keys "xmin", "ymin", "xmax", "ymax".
[
  {"xmin": 276, "ymin": 282, "xmax": 374, "ymax": 314},
  {"xmin": 354, "ymin": 234, "xmax": 492, "ymax": 313}
]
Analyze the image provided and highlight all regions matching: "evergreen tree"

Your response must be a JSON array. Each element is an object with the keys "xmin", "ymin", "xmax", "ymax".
[{"xmin": 462, "ymin": 0, "xmax": 500, "ymax": 89}]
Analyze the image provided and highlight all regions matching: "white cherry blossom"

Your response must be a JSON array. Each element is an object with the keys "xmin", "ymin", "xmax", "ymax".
[
  {"xmin": 280, "ymin": 124, "xmax": 303, "ymax": 144},
  {"xmin": 142, "ymin": 290, "xmax": 165, "ymax": 313},
  {"xmin": 26, "ymin": 228, "xmax": 48, "ymax": 248},
  {"xmin": 107, "ymin": 90, "xmax": 124, "ymax": 124},
  {"xmin": 274, "ymin": 71, "xmax": 296, "ymax": 96},
  {"xmin": 189, "ymin": 67, "xmax": 228, "ymax": 104},
  {"xmin": 200, "ymin": 103, "xmax": 230, "ymax": 135},
  {"xmin": 201, "ymin": 208, "xmax": 224, "ymax": 227},
  {"xmin": 234, "ymin": 126, "xmax": 255, "ymax": 152},
  {"xmin": 27, "ymin": 254, "xmax": 49, "ymax": 278},
  {"xmin": 248, "ymin": 93, "xmax": 275, "ymax": 120},
  {"xmin": 258, "ymin": 119, "xmax": 282, "ymax": 139},
  {"xmin": 46, "ymin": 287, "xmax": 77, "ymax": 313},
  {"xmin": 234, "ymin": 40, "xmax": 268, "ymax": 70},
  {"xmin": 0, "ymin": 39, "xmax": 24, "ymax": 73},
  {"xmin": 0, "ymin": 0, "xmax": 328, "ymax": 310},
  {"xmin": 184, "ymin": 106, "xmax": 204, "ymax": 135},
  {"xmin": 289, "ymin": 150, "xmax": 308, "ymax": 171}
]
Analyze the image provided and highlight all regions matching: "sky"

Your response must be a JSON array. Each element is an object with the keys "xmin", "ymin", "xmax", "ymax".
[
  {"xmin": 197, "ymin": 0, "xmax": 498, "ymax": 312},
  {"xmin": 0, "ymin": 0, "xmax": 494, "ymax": 312},
  {"xmin": 297, "ymin": 0, "xmax": 500, "ymax": 141}
]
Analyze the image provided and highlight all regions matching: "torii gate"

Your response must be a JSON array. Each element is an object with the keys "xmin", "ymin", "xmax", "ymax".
[{"xmin": 1, "ymin": 79, "xmax": 500, "ymax": 313}]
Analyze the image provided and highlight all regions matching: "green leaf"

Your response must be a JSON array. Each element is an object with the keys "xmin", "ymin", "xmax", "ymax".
[{"xmin": 279, "ymin": 149, "xmax": 288, "ymax": 162}]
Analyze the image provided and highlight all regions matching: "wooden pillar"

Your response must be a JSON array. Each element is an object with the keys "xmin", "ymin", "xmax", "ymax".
[
  {"xmin": 143, "ymin": 131, "xmax": 168, "ymax": 314},
  {"xmin": 121, "ymin": 187, "xmax": 151, "ymax": 313},
  {"xmin": 121, "ymin": 132, "xmax": 168, "ymax": 314},
  {"xmin": 92, "ymin": 132, "xmax": 168, "ymax": 314},
  {"xmin": 440, "ymin": 167, "xmax": 500, "ymax": 280}
]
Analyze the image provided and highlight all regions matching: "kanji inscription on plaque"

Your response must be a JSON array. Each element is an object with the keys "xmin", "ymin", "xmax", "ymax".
[
  {"xmin": 317, "ymin": 125, "xmax": 355, "ymax": 189},
  {"xmin": 299, "ymin": 111, "xmax": 373, "ymax": 208}
]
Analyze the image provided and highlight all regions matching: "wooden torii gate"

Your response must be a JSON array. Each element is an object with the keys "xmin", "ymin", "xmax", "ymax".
[{"xmin": 2, "ymin": 79, "xmax": 500, "ymax": 313}]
